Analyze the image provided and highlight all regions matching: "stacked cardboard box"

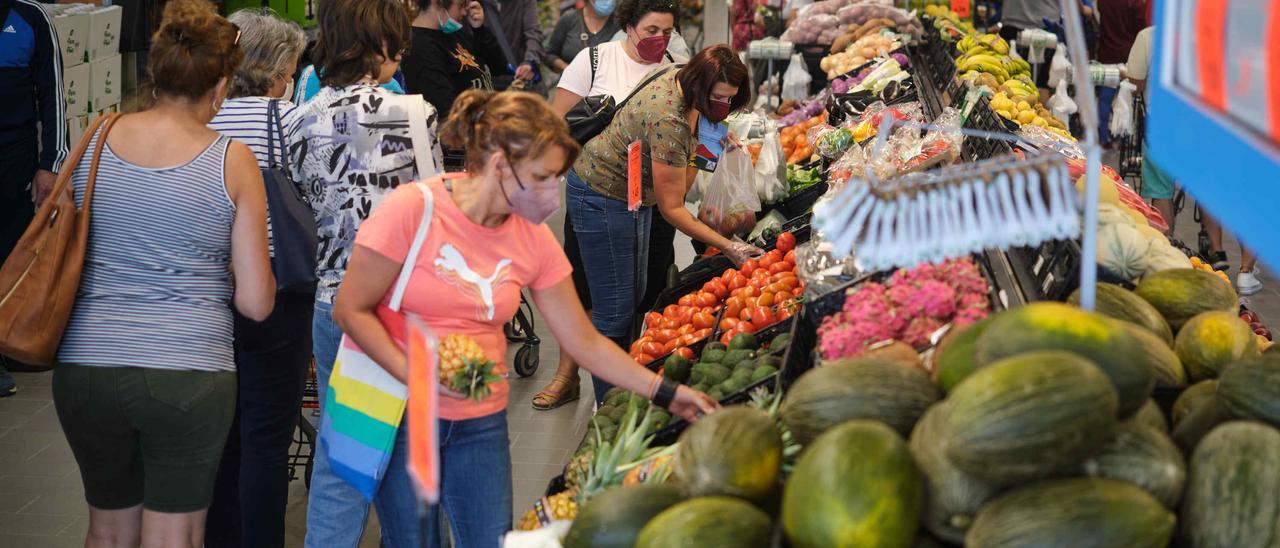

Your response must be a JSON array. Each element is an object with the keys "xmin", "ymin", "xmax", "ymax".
[{"xmin": 48, "ymin": 3, "xmax": 122, "ymax": 146}]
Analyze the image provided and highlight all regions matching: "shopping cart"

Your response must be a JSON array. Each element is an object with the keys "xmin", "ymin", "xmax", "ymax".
[
  {"xmin": 290, "ymin": 360, "xmax": 320, "ymax": 489},
  {"xmin": 1116, "ymin": 94, "xmax": 1146, "ymax": 189},
  {"xmin": 504, "ymin": 293, "xmax": 541, "ymax": 377}
]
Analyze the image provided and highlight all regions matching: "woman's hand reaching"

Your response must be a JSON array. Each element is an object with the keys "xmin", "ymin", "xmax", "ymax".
[
  {"xmin": 723, "ymin": 240, "xmax": 765, "ymax": 266},
  {"xmin": 667, "ymin": 385, "xmax": 720, "ymax": 422}
]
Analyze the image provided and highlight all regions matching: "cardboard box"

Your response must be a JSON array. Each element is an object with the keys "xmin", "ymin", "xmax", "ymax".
[
  {"xmin": 85, "ymin": 6, "xmax": 122, "ymax": 61},
  {"xmin": 90, "ymin": 54, "xmax": 121, "ymax": 112},
  {"xmin": 66, "ymin": 115, "xmax": 90, "ymax": 149},
  {"xmin": 63, "ymin": 61, "xmax": 91, "ymax": 117},
  {"xmin": 51, "ymin": 9, "xmax": 91, "ymax": 68}
]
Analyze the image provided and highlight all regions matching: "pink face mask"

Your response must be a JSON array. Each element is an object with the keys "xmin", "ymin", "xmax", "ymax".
[
  {"xmin": 635, "ymin": 34, "xmax": 670, "ymax": 64},
  {"xmin": 500, "ymin": 157, "xmax": 560, "ymax": 224}
]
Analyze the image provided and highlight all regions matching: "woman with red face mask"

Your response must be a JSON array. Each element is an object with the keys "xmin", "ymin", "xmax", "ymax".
[
  {"xmin": 537, "ymin": 0, "xmax": 683, "ymax": 411},
  {"xmin": 565, "ymin": 45, "xmax": 762, "ymax": 401}
]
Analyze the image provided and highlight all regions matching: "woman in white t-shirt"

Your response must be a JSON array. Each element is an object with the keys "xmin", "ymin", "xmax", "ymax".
[{"xmin": 536, "ymin": 0, "xmax": 680, "ymax": 411}]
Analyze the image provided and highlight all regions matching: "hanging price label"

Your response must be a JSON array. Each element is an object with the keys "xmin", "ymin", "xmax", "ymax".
[
  {"xmin": 950, "ymin": 0, "xmax": 971, "ymax": 18},
  {"xmin": 627, "ymin": 141, "xmax": 642, "ymax": 211}
]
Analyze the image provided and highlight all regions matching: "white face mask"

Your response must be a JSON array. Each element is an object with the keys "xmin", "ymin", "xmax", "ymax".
[{"xmin": 281, "ymin": 79, "xmax": 295, "ymax": 102}]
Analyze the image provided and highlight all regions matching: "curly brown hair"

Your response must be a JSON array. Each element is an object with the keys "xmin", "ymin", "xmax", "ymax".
[
  {"xmin": 147, "ymin": 0, "xmax": 242, "ymax": 101},
  {"xmin": 313, "ymin": 0, "xmax": 414, "ymax": 88},
  {"xmin": 439, "ymin": 90, "xmax": 581, "ymax": 174}
]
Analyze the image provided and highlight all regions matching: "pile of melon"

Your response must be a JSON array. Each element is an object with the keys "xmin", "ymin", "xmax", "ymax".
[{"xmin": 556, "ymin": 267, "xmax": 1280, "ymax": 547}]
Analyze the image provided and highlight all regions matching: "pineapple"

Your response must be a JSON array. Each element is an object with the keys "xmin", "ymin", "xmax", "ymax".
[
  {"xmin": 438, "ymin": 334, "xmax": 502, "ymax": 400},
  {"xmin": 564, "ymin": 450, "xmax": 594, "ymax": 493},
  {"xmin": 516, "ymin": 491, "xmax": 578, "ymax": 531}
]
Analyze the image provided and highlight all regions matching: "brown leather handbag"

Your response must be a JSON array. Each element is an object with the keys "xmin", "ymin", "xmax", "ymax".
[{"xmin": 0, "ymin": 113, "xmax": 121, "ymax": 367}]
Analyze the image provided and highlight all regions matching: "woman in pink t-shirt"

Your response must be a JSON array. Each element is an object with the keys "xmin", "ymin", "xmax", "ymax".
[{"xmin": 333, "ymin": 90, "xmax": 717, "ymax": 547}]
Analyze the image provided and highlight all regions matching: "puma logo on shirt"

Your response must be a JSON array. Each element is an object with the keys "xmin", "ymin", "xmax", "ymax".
[{"xmin": 434, "ymin": 243, "xmax": 512, "ymax": 321}]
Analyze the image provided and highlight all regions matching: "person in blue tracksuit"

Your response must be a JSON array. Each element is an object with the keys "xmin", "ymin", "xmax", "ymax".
[{"xmin": 0, "ymin": 0, "xmax": 67, "ymax": 392}]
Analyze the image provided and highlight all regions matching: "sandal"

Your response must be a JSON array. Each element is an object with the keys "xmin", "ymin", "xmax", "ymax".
[{"xmin": 532, "ymin": 374, "xmax": 580, "ymax": 410}]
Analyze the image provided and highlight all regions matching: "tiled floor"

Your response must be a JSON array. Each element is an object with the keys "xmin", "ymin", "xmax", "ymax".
[{"xmin": 2, "ymin": 197, "xmax": 1276, "ymax": 547}]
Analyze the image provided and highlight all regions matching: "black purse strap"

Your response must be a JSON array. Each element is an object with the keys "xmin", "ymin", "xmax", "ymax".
[
  {"xmin": 615, "ymin": 64, "xmax": 681, "ymax": 113},
  {"xmin": 267, "ymin": 99, "xmax": 287, "ymax": 169},
  {"xmin": 589, "ymin": 45, "xmax": 599, "ymax": 84}
]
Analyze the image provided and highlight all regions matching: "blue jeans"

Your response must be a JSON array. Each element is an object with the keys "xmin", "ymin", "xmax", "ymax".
[
  {"xmin": 423, "ymin": 411, "xmax": 513, "ymax": 548},
  {"xmin": 565, "ymin": 170, "xmax": 652, "ymax": 402},
  {"xmin": 306, "ymin": 301, "xmax": 423, "ymax": 548},
  {"xmin": 1097, "ymin": 85, "xmax": 1117, "ymax": 144}
]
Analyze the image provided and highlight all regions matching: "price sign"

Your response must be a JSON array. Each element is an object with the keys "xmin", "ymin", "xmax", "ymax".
[
  {"xmin": 950, "ymin": 0, "xmax": 971, "ymax": 19},
  {"xmin": 627, "ymin": 141, "xmax": 642, "ymax": 211}
]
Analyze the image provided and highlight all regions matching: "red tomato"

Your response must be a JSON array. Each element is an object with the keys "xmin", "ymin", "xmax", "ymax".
[
  {"xmin": 675, "ymin": 347, "xmax": 695, "ymax": 360},
  {"xmin": 739, "ymin": 285, "xmax": 760, "ymax": 299},
  {"xmin": 641, "ymin": 340, "xmax": 665, "ymax": 356},
  {"xmin": 630, "ymin": 336, "xmax": 652, "ymax": 353},
  {"xmin": 674, "ymin": 307, "xmax": 695, "ymax": 325},
  {"xmin": 784, "ymin": 249, "xmax": 796, "ymax": 264},
  {"xmin": 677, "ymin": 324, "xmax": 695, "ymax": 336},
  {"xmin": 720, "ymin": 317, "xmax": 740, "ymax": 331},
  {"xmin": 707, "ymin": 280, "xmax": 728, "ymax": 300},
  {"xmin": 739, "ymin": 321, "xmax": 757, "ymax": 334},
  {"xmin": 740, "ymin": 259, "xmax": 759, "ymax": 277},
  {"xmin": 720, "ymin": 329, "xmax": 738, "ymax": 346},
  {"xmin": 724, "ymin": 297, "xmax": 743, "ymax": 320},
  {"xmin": 644, "ymin": 312, "xmax": 663, "ymax": 329},
  {"xmin": 776, "ymin": 231, "xmax": 797, "ymax": 253},
  {"xmin": 692, "ymin": 328, "xmax": 713, "ymax": 340},
  {"xmin": 757, "ymin": 292, "xmax": 776, "ymax": 308},
  {"xmin": 750, "ymin": 306, "xmax": 776, "ymax": 330},
  {"xmin": 660, "ymin": 317, "xmax": 680, "ymax": 330},
  {"xmin": 770, "ymin": 271, "xmax": 798, "ymax": 284},
  {"xmin": 662, "ymin": 339, "xmax": 680, "ymax": 355},
  {"xmin": 651, "ymin": 329, "xmax": 677, "ymax": 343},
  {"xmin": 663, "ymin": 304, "xmax": 681, "ymax": 318},
  {"xmin": 769, "ymin": 262, "xmax": 792, "ymax": 274},
  {"xmin": 693, "ymin": 311, "xmax": 716, "ymax": 330},
  {"xmin": 678, "ymin": 293, "xmax": 696, "ymax": 307},
  {"xmin": 766, "ymin": 249, "xmax": 783, "ymax": 262},
  {"xmin": 696, "ymin": 291, "xmax": 718, "ymax": 307},
  {"xmin": 739, "ymin": 307, "xmax": 753, "ymax": 321},
  {"xmin": 777, "ymin": 308, "xmax": 793, "ymax": 321},
  {"xmin": 635, "ymin": 353, "xmax": 656, "ymax": 364},
  {"xmin": 729, "ymin": 273, "xmax": 748, "ymax": 291},
  {"xmin": 678, "ymin": 333, "xmax": 700, "ymax": 347},
  {"xmin": 767, "ymin": 282, "xmax": 793, "ymax": 294},
  {"xmin": 757, "ymin": 254, "xmax": 777, "ymax": 269}
]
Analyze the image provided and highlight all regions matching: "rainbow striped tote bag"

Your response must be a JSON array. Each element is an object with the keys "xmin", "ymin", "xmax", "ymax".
[{"xmin": 319, "ymin": 182, "xmax": 434, "ymax": 500}]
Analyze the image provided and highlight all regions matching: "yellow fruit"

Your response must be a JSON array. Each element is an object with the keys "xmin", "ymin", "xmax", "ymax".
[
  {"xmin": 1031, "ymin": 116, "xmax": 1050, "ymax": 128},
  {"xmin": 516, "ymin": 491, "xmax": 579, "ymax": 530},
  {"xmin": 996, "ymin": 109, "xmax": 1015, "ymax": 119},
  {"xmin": 1017, "ymin": 110, "xmax": 1037, "ymax": 124},
  {"xmin": 438, "ymin": 334, "xmax": 501, "ymax": 400},
  {"xmin": 1016, "ymin": 100, "xmax": 1032, "ymax": 112},
  {"xmin": 1076, "ymin": 175, "xmax": 1121, "ymax": 205}
]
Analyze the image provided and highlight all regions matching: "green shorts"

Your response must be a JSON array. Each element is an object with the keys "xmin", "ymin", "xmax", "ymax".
[
  {"xmin": 53, "ymin": 364, "xmax": 236, "ymax": 513},
  {"xmin": 1140, "ymin": 150, "xmax": 1176, "ymax": 200}
]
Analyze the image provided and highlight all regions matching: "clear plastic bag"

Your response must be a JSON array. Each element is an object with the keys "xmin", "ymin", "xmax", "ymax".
[
  {"xmin": 1048, "ymin": 46, "xmax": 1071, "ymax": 89},
  {"xmin": 1048, "ymin": 78, "xmax": 1078, "ymax": 125},
  {"xmin": 782, "ymin": 53, "xmax": 813, "ymax": 102},
  {"xmin": 755, "ymin": 120, "xmax": 788, "ymax": 203},
  {"xmin": 698, "ymin": 146, "xmax": 763, "ymax": 237},
  {"xmin": 1109, "ymin": 80, "xmax": 1137, "ymax": 138}
]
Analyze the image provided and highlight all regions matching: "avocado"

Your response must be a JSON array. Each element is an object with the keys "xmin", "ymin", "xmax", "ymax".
[
  {"xmin": 728, "ymin": 332, "xmax": 759, "ymax": 351},
  {"xmin": 730, "ymin": 368, "xmax": 753, "ymax": 384},
  {"xmin": 707, "ymin": 387, "xmax": 726, "ymax": 401},
  {"xmin": 734, "ymin": 358, "xmax": 759, "ymax": 372},
  {"xmin": 701, "ymin": 348, "xmax": 726, "ymax": 364},
  {"xmin": 651, "ymin": 409, "xmax": 672, "ymax": 429},
  {"xmin": 722, "ymin": 349, "xmax": 754, "ymax": 367},
  {"xmin": 770, "ymin": 333, "xmax": 792, "ymax": 350},
  {"xmin": 707, "ymin": 364, "xmax": 732, "ymax": 385},
  {"xmin": 750, "ymin": 365, "xmax": 779, "ymax": 382},
  {"xmin": 705, "ymin": 341, "xmax": 727, "ymax": 352},
  {"xmin": 663, "ymin": 355, "xmax": 692, "ymax": 383},
  {"xmin": 758, "ymin": 355, "xmax": 783, "ymax": 369},
  {"xmin": 689, "ymin": 370, "xmax": 706, "ymax": 386},
  {"xmin": 720, "ymin": 378, "xmax": 746, "ymax": 394}
]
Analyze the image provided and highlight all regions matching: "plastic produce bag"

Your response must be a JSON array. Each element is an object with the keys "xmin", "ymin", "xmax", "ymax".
[
  {"xmin": 1048, "ymin": 78, "xmax": 1077, "ymax": 126},
  {"xmin": 782, "ymin": 54, "xmax": 813, "ymax": 102},
  {"xmin": 1109, "ymin": 80, "xmax": 1137, "ymax": 138},
  {"xmin": 755, "ymin": 121, "xmax": 788, "ymax": 203},
  {"xmin": 698, "ymin": 146, "xmax": 762, "ymax": 237},
  {"xmin": 686, "ymin": 169, "xmax": 710, "ymax": 204},
  {"xmin": 747, "ymin": 210, "xmax": 788, "ymax": 246},
  {"xmin": 1048, "ymin": 47, "xmax": 1071, "ymax": 89}
]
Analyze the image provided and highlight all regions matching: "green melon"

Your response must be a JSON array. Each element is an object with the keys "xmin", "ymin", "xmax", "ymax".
[
  {"xmin": 1176, "ymin": 310, "xmax": 1258, "ymax": 382},
  {"xmin": 635, "ymin": 496, "xmax": 772, "ymax": 548},
  {"xmin": 965, "ymin": 478, "xmax": 1175, "ymax": 548},
  {"xmin": 674, "ymin": 406, "xmax": 782, "ymax": 503},
  {"xmin": 908, "ymin": 403, "xmax": 998, "ymax": 544},
  {"xmin": 1134, "ymin": 268, "xmax": 1237, "ymax": 332},
  {"xmin": 1216, "ymin": 354, "xmax": 1280, "ymax": 427},
  {"xmin": 782, "ymin": 420, "xmax": 923, "ymax": 548},
  {"xmin": 940, "ymin": 351, "xmax": 1119, "ymax": 486},
  {"xmin": 1173, "ymin": 380, "xmax": 1219, "ymax": 428},
  {"xmin": 564, "ymin": 484, "xmax": 684, "ymax": 548},
  {"xmin": 973, "ymin": 302, "xmax": 1155, "ymax": 417},
  {"xmin": 1132, "ymin": 399, "xmax": 1169, "ymax": 432},
  {"xmin": 931, "ymin": 316, "xmax": 994, "ymax": 393},
  {"xmin": 1180, "ymin": 422, "xmax": 1280, "ymax": 548},
  {"xmin": 1072, "ymin": 283, "xmax": 1174, "ymax": 345},
  {"xmin": 1112, "ymin": 319, "xmax": 1186, "ymax": 388},
  {"xmin": 1081, "ymin": 422, "xmax": 1186, "ymax": 508},
  {"xmin": 780, "ymin": 358, "xmax": 940, "ymax": 444}
]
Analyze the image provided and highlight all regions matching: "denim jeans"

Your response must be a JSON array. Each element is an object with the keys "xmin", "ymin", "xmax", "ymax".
[
  {"xmin": 206, "ymin": 292, "xmax": 315, "ymax": 548},
  {"xmin": 1097, "ymin": 85, "xmax": 1118, "ymax": 144},
  {"xmin": 306, "ymin": 301, "xmax": 423, "ymax": 548},
  {"xmin": 565, "ymin": 170, "xmax": 652, "ymax": 403},
  {"xmin": 422, "ymin": 410, "xmax": 513, "ymax": 548}
]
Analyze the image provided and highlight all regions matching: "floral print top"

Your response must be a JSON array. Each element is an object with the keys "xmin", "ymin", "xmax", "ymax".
[{"xmin": 573, "ymin": 68, "xmax": 693, "ymax": 206}]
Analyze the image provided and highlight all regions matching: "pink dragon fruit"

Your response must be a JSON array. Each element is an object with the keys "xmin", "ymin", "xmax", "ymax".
[
  {"xmin": 902, "ymin": 316, "xmax": 944, "ymax": 347},
  {"xmin": 887, "ymin": 280, "xmax": 956, "ymax": 320},
  {"xmin": 956, "ymin": 291, "xmax": 989, "ymax": 311},
  {"xmin": 953, "ymin": 306, "xmax": 990, "ymax": 326},
  {"xmin": 818, "ymin": 318, "xmax": 895, "ymax": 360}
]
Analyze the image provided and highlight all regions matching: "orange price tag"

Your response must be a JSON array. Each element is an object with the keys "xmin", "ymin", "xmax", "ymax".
[
  {"xmin": 627, "ymin": 141, "xmax": 642, "ymax": 211},
  {"xmin": 406, "ymin": 315, "xmax": 439, "ymax": 504},
  {"xmin": 950, "ymin": 0, "xmax": 971, "ymax": 19},
  {"xmin": 1268, "ymin": 0, "xmax": 1280, "ymax": 142},
  {"xmin": 1195, "ymin": 0, "xmax": 1230, "ymax": 110}
]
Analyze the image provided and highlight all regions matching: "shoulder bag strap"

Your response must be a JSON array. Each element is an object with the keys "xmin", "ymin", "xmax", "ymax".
[
  {"xmin": 268, "ymin": 99, "xmax": 284, "ymax": 168},
  {"xmin": 615, "ymin": 64, "xmax": 683, "ymax": 112},
  {"xmin": 589, "ymin": 45, "xmax": 599, "ymax": 84},
  {"xmin": 405, "ymin": 96, "xmax": 440, "ymax": 181},
  {"xmin": 388, "ymin": 182, "xmax": 436, "ymax": 312},
  {"xmin": 77, "ymin": 113, "xmax": 123, "ymax": 213}
]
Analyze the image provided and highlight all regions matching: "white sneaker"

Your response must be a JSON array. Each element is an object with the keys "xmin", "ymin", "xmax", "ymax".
[{"xmin": 1237, "ymin": 270, "xmax": 1264, "ymax": 296}]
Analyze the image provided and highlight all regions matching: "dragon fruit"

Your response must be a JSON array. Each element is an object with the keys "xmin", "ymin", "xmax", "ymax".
[
  {"xmin": 887, "ymin": 280, "xmax": 956, "ymax": 319},
  {"xmin": 956, "ymin": 291, "xmax": 989, "ymax": 310},
  {"xmin": 902, "ymin": 316, "xmax": 944, "ymax": 347},
  {"xmin": 818, "ymin": 317, "xmax": 895, "ymax": 360},
  {"xmin": 953, "ymin": 306, "xmax": 990, "ymax": 326}
]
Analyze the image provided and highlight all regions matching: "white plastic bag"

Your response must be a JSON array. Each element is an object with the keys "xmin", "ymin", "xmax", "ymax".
[
  {"xmin": 698, "ymin": 146, "xmax": 762, "ymax": 237},
  {"xmin": 1048, "ymin": 78, "xmax": 1077, "ymax": 126},
  {"xmin": 782, "ymin": 53, "xmax": 813, "ymax": 102},
  {"xmin": 1048, "ymin": 46, "xmax": 1071, "ymax": 89},
  {"xmin": 755, "ymin": 124, "xmax": 788, "ymax": 203},
  {"xmin": 784, "ymin": 0, "xmax": 812, "ymax": 19},
  {"xmin": 1109, "ymin": 80, "xmax": 1137, "ymax": 138},
  {"xmin": 686, "ymin": 169, "xmax": 710, "ymax": 204}
]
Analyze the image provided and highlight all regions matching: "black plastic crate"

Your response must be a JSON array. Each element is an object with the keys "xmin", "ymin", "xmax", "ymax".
[
  {"xmin": 650, "ymin": 258, "xmax": 734, "ymax": 312},
  {"xmin": 961, "ymin": 94, "xmax": 1014, "ymax": 161},
  {"xmin": 779, "ymin": 275, "xmax": 871, "ymax": 385},
  {"xmin": 773, "ymin": 182, "xmax": 828, "ymax": 222}
]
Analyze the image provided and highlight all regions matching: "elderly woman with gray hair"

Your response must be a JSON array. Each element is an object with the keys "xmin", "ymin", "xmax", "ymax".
[{"xmin": 203, "ymin": 8, "xmax": 310, "ymax": 548}]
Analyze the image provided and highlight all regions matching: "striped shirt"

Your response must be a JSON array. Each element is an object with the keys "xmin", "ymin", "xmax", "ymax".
[
  {"xmin": 209, "ymin": 97, "xmax": 303, "ymax": 255},
  {"xmin": 59, "ymin": 126, "xmax": 238, "ymax": 372}
]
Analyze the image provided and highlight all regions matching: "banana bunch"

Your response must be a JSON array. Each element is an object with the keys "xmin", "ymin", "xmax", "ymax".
[
  {"xmin": 925, "ymin": 5, "xmax": 975, "ymax": 40},
  {"xmin": 957, "ymin": 33, "xmax": 1010, "ymax": 55},
  {"xmin": 957, "ymin": 53, "xmax": 1012, "ymax": 83},
  {"xmin": 990, "ymin": 91, "xmax": 1073, "ymax": 139}
]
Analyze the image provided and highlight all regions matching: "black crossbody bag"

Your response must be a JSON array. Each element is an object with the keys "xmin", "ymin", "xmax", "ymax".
[{"xmin": 565, "ymin": 48, "xmax": 675, "ymax": 145}]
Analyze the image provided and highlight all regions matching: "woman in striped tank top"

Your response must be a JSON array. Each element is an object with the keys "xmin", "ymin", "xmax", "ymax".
[{"xmin": 52, "ymin": 1, "xmax": 275, "ymax": 546}]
